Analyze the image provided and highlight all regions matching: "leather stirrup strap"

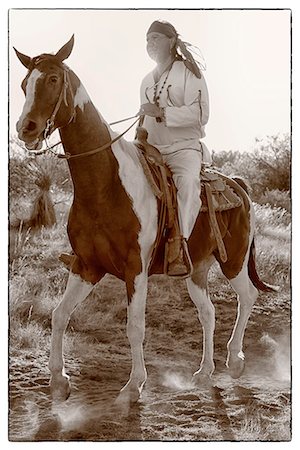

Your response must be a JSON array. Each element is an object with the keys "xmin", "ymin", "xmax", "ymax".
[
  {"xmin": 159, "ymin": 166, "xmax": 175, "ymax": 228},
  {"xmin": 205, "ymin": 183, "xmax": 228, "ymax": 263}
]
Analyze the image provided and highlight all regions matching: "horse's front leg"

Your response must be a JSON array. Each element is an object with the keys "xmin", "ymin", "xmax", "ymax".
[
  {"xmin": 117, "ymin": 271, "xmax": 148, "ymax": 404},
  {"xmin": 48, "ymin": 271, "xmax": 95, "ymax": 401}
]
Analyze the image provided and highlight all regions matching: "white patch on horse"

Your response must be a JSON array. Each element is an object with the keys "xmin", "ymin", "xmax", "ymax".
[
  {"xmin": 110, "ymin": 135, "xmax": 158, "ymax": 270},
  {"xmin": 186, "ymin": 278, "xmax": 215, "ymax": 376},
  {"xmin": 17, "ymin": 69, "xmax": 43, "ymax": 129},
  {"xmin": 122, "ymin": 271, "xmax": 148, "ymax": 393},
  {"xmin": 74, "ymin": 83, "xmax": 91, "ymax": 111},
  {"xmin": 49, "ymin": 271, "xmax": 94, "ymax": 376}
]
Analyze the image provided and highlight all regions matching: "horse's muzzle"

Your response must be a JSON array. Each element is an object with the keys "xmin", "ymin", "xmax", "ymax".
[{"xmin": 16, "ymin": 117, "xmax": 44, "ymax": 150}]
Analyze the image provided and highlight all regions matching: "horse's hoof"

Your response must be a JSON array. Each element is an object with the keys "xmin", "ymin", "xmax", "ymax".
[
  {"xmin": 50, "ymin": 374, "xmax": 71, "ymax": 402},
  {"xmin": 227, "ymin": 356, "xmax": 245, "ymax": 379},
  {"xmin": 192, "ymin": 368, "xmax": 214, "ymax": 387},
  {"xmin": 116, "ymin": 379, "xmax": 145, "ymax": 408},
  {"xmin": 114, "ymin": 388, "xmax": 140, "ymax": 417},
  {"xmin": 119, "ymin": 387, "xmax": 141, "ymax": 404}
]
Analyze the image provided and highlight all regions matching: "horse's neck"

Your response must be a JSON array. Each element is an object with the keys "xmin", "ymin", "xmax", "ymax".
[
  {"xmin": 60, "ymin": 102, "xmax": 110, "ymax": 154},
  {"xmin": 59, "ymin": 76, "xmax": 117, "ymax": 203}
]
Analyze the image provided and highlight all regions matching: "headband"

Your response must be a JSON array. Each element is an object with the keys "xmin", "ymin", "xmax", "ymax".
[{"xmin": 147, "ymin": 20, "xmax": 178, "ymax": 38}]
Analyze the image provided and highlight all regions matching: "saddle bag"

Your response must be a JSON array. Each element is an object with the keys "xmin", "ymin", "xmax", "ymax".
[{"xmin": 200, "ymin": 170, "xmax": 242, "ymax": 212}]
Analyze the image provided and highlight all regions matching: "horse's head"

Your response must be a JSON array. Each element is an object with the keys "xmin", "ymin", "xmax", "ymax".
[{"xmin": 14, "ymin": 35, "xmax": 75, "ymax": 150}]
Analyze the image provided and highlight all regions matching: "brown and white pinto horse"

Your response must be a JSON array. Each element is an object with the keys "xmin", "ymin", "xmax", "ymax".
[{"xmin": 14, "ymin": 36, "xmax": 273, "ymax": 403}]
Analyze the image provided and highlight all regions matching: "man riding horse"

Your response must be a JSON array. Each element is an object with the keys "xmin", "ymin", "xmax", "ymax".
[{"xmin": 139, "ymin": 20, "xmax": 210, "ymax": 277}]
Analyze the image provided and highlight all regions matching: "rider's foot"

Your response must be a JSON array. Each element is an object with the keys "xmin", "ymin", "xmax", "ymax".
[{"xmin": 167, "ymin": 238, "xmax": 192, "ymax": 279}]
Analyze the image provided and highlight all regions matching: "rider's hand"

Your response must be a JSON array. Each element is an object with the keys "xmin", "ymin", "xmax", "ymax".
[{"xmin": 138, "ymin": 103, "xmax": 164, "ymax": 118}]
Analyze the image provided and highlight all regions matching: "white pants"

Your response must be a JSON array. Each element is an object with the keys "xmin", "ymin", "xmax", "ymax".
[{"xmin": 163, "ymin": 149, "xmax": 202, "ymax": 239}]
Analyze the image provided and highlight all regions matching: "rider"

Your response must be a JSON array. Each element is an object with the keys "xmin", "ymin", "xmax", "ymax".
[{"xmin": 138, "ymin": 20, "xmax": 210, "ymax": 277}]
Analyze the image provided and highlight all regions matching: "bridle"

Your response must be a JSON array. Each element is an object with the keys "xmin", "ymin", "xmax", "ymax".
[
  {"xmin": 43, "ymin": 65, "xmax": 76, "ymax": 142},
  {"xmin": 25, "ymin": 60, "xmax": 140, "ymax": 160}
]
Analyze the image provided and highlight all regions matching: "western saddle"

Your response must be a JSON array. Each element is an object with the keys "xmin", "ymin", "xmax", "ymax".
[{"xmin": 134, "ymin": 127, "xmax": 242, "ymax": 278}]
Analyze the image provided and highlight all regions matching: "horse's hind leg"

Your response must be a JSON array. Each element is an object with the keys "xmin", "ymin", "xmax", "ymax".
[
  {"xmin": 49, "ymin": 270, "xmax": 99, "ymax": 401},
  {"xmin": 186, "ymin": 257, "xmax": 216, "ymax": 382},
  {"xmin": 226, "ymin": 267, "xmax": 258, "ymax": 378}
]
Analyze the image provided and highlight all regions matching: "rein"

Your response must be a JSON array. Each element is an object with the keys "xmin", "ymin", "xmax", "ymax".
[
  {"xmin": 57, "ymin": 116, "xmax": 140, "ymax": 160},
  {"xmin": 23, "ymin": 62, "xmax": 140, "ymax": 160}
]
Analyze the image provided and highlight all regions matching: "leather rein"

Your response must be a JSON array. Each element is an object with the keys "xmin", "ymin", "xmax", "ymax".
[
  {"xmin": 27, "ymin": 63, "xmax": 140, "ymax": 160},
  {"xmin": 56, "ymin": 116, "xmax": 140, "ymax": 161}
]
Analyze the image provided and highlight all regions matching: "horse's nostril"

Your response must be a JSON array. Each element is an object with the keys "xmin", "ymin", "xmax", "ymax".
[{"xmin": 26, "ymin": 121, "xmax": 37, "ymax": 132}]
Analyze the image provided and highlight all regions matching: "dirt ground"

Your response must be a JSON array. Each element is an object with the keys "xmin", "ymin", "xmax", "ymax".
[{"xmin": 9, "ymin": 276, "xmax": 291, "ymax": 442}]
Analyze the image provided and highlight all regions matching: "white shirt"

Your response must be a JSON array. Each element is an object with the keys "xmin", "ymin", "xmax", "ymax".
[{"xmin": 140, "ymin": 60, "xmax": 209, "ymax": 155}]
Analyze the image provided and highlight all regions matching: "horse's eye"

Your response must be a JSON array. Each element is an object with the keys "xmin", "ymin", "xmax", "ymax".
[{"xmin": 49, "ymin": 75, "xmax": 58, "ymax": 84}]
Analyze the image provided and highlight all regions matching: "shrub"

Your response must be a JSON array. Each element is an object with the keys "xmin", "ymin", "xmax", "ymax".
[
  {"xmin": 255, "ymin": 189, "xmax": 291, "ymax": 212},
  {"xmin": 212, "ymin": 133, "xmax": 291, "ymax": 209},
  {"xmin": 9, "ymin": 142, "xmax": 73, "ymax": 232}
]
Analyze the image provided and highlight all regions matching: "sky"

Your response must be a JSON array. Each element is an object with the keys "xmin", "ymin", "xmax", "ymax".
[{"xmin": 8, "ymin": 8, "xmax": 291, "ymax": 153}]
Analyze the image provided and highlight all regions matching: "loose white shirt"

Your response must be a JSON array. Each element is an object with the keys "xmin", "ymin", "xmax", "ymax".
[{"xmin": 140, "ymin": 60, "xmax": 209, "ymax": 155}]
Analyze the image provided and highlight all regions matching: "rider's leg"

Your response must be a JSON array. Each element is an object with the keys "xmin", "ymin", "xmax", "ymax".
[{"xmin": 164, "ymin": 149, "xmax": 202, "ymax": 277}]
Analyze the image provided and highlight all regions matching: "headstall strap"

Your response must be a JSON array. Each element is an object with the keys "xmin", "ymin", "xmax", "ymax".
[
  {"xmin": 63, "ymin": 69, "xmax": 69, "ymax": 107},
  {"xmin": 43, "ymin": 66, "xmax": 76, "ymax": 152}
]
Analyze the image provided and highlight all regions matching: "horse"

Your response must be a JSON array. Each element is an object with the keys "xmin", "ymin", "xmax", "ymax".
[{"xmin": 14, "ymin": 36, "xmax": 274, "ymax": 403}]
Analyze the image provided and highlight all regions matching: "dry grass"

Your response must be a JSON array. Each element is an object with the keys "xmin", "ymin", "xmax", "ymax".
[
  {"xmin": 10, "ymin": 321, "xmax": 48, "ymax": 351},
  {"xmin": 9, "ymin": 194, "xmax": 291, "ymax": 441},
  {"xmin": 9, "ymin": 199, "xmax": 291, "ymax": 350},
  {"xmin": 252, "ymin": 203, "xmax": 290, "ymax": 286},
  {"xmin": 235, "ymin": 401, "xmax": 291, "ymax": 441}
]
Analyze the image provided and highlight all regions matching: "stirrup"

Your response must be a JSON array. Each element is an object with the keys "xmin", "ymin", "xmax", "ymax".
[{"xmin": 165, "ymin": 238, "xmax": 193, "ymax": 279}]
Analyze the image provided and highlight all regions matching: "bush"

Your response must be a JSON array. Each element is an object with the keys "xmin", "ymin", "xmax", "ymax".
[
  {"xmin": 9, "ymin": 138, "xmax": 73, "ymax": 231},
  {"xmin": 255, "ymin": 189, "xmax": 291, "ymax": 212},
  {"xmin": 9, "ymin": 152, "xmax": 71, "ymax": 200},
  {"xmin": 212, "ymin": 133, "xmax": 291, "ymax": 209},
  {"xmin": 252, "ymin": 134, "xmax": 290, "ymax": 191}
]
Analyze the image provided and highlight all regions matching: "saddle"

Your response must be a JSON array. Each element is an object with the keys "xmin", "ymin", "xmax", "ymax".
[{"xmin": 134, "ymin": 127, "xmax": 242, "ymax": 271}]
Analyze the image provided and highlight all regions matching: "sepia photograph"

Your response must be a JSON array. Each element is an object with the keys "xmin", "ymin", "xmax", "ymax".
[{"xmin": 7, "ymin": 5, "xmax": 292, "ymax": 443}]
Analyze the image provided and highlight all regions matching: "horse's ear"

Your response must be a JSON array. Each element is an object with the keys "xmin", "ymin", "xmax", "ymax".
[
  {"xmin": 55, "ymin": 35, "xmax": 75, "ymax": 62},
  {"xmin": 13, "ymin": 47, "xmax": 32, "ymax": 69}
]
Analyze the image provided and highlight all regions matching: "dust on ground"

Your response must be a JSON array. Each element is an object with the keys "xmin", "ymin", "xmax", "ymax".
[{"xmin": 9, "ymin": 279, "xmax": 291, "ymax": 442}]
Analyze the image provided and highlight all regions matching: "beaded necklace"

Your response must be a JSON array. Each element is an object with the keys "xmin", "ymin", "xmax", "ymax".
[
  {"xmin": 153, "ymin": 61, "xmax": 174, "ymax": 123},
  {"xmin": 153, "ymin": 62, "xmax": 174, "ymax": 106}
]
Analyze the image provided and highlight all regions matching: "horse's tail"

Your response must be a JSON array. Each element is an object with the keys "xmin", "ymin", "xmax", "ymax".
[{"xmin": 248, "ymin": 240, "xmax": 278, "ymax": 292}]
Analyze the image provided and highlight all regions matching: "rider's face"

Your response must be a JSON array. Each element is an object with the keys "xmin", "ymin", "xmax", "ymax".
[{"xmin": 146, "ymin": 32, "xmax": 173, "ymax": 63}]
